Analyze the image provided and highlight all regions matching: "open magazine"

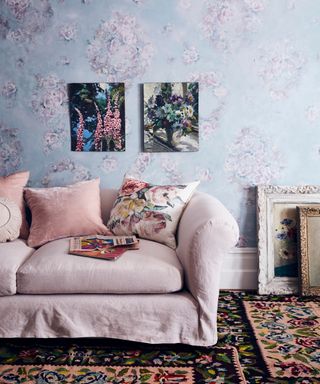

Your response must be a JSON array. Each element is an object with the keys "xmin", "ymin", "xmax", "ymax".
[{"xmin": 69, "ymin": 235, "xmax": 139, "ymax": 261}]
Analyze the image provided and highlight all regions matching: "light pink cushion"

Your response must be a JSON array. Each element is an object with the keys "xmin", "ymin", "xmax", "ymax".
[
  {"xmin": 25, "ymin": 178, "xmax": 110, "ymax": 248},
  {"xmin": 0, "ymin": 239, "xmax": 34, "ymax": 296},
  {"xmin": 107, "ymin": 177, "xmax": 199, "ymax": 249},
  {"xmin": 17, "ymin": 237, "xmax": 183, "ymax": 294},
  {"xmin": 0, "ymin": 171, "xmax": 30, "ymax": 239}
]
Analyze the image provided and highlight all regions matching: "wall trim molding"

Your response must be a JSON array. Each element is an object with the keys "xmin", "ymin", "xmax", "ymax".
[
  {"xmin": 220, "ymin": 247, "xmax": 258, "ymax": 290},
  {"xmin": 228, "ymin": 247, "xmax": 257, "ymax": 255}
]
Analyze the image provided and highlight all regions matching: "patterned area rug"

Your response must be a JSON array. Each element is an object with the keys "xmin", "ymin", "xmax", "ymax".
[
  {"xmin": 0, "ymin": 341, "xmax": 246, "ymax": 384},
  {"xmin": 243, "ymin": 299, "xmax": 320, "ymax": 379},
  {"xmin": 217, "ymin": 292, "xmax": 320, "ymax": 384},
  {"xmin": 1, "ymin": 292, "xmax": 319, "ymax": 384}
]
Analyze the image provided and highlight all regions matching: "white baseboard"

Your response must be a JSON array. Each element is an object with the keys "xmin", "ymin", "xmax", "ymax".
[{"xmin": 220, "ymin": 247, "xmax": 258, "ymax": 290}]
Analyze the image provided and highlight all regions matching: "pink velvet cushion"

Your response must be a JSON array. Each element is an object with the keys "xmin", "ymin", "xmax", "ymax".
[
  {"xmin": 107, "ymin": 177, "xmax": 199, "ymax": 249},
  {"xmin": 25, "ymin": 178, "xmax": 110, "ymax": 248},
  {"xmin": 0, "ymin": 171, "xmax": 30, "ymax": 239}
]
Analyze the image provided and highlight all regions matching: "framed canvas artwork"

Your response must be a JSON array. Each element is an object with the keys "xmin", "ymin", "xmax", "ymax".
[
  {"xmin": 297, "ymin": 205, "xmax": 320, "ymax": 296},
  {"xmin": 143, "ymin": 82, "xmax": 199, "ymax": 152},
  {"xmin": 257, "ymin": 185, "xmax": 320, "ymax": 294},
  {"xmin": 69, "ymin": 83, "xmax": 125, "ymax": 152}
]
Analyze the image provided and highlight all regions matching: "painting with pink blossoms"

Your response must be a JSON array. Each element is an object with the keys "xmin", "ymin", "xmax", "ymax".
[{"xmin": 69, "ymin": 83, "xmax": 125, "ymax": 152}]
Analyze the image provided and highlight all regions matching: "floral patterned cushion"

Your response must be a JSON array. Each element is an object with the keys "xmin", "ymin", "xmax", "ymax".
[{"xmin": 107, "ymin": 178, "xmax": 199, "ymax": 249}]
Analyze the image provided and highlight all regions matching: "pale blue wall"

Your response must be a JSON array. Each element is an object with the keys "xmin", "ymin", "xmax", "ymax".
[{"xmin": 1, "ymin": 0, "xmax": 320, "ymax": 247}]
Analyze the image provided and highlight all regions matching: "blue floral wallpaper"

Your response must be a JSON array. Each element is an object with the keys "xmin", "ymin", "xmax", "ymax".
[{"xmin": 1, "ymin": 0, "xmax": 320, "ymax": 247}]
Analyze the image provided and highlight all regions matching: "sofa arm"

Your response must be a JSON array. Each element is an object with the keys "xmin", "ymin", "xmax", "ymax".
[{"xmin": 176, "ymin": 191, "xmax": 239, "ymax": 344}]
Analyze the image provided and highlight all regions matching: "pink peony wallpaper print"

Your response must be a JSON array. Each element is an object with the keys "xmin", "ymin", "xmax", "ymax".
[{"xmin": 1, "ymin": 0, "xmax": 320, "ymax": 247}]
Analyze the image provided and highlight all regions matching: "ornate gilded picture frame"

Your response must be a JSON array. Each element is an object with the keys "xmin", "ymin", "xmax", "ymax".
[
  {"xmin": 297, "ymin": 206, "xmax": 320, "ymax": 296},
  {"xmin": 257, "ymin": 185, "xmax": 320, "ymax": 294}
]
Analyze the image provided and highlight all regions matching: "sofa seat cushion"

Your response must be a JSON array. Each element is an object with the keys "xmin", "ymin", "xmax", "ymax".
[
  {"xmin": 17, "ymin": 238, "xmax": 184, "ymax": 294},
  {"xmin": 0, "ymin": 239, "xmax": 35, "ymax": 296}
]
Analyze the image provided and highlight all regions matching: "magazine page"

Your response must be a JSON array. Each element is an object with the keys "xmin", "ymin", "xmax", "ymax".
[
  {"xmin": 70, "ymin": 236, "xmax": 98, "ymax": 251},
  {"xmin": 69, "ymin": 246, "xmax": 128, "ymax": 261},
  {"xmin": 70, "ymin": 235, "xmax": 138, "ymax": 252},
  {"xmin": 96, "ymin": 235, "xmax": 138, "ymax": 246}
]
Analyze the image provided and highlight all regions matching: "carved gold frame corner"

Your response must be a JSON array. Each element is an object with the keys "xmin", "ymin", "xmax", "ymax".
[{"xmin": 297, "ymin": 206, "xmax": 320, "ymax": 296}]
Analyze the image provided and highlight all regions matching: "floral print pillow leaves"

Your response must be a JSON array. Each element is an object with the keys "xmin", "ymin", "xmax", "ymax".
[{"xmin": 107, "ymin": 178, "xmax": 199, "ymax": 249}]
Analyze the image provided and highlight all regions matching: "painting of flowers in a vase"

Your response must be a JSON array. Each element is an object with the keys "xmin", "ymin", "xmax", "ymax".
[
  {"xmin": 144, "ymin": 82, "xmax": 199, "ymax": 152},
  {"xmin": 69, "ymin": 83, "xmax": 125, "ymax": 151},
  {"xmin": 273, "ymin": 204, "xmax": 298, "ymax": 278}
]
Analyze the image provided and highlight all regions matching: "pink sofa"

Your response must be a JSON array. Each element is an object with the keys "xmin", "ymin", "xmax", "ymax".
[{"xmin": 0, "ymin": 189, "xmax": 239, "ymax": 346}]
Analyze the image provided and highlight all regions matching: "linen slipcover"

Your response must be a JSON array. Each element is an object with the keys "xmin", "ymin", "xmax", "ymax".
[
  {"xmin": 17, "ymin": 238, "xmax": 184, "ymax": 294},
  {"xmin": 0, "ymin": 292, "xmax": 198, "ymax": 343},
  {"xmin": 0, "ymin": 239, "xmax": 34, "ymax": 296},
  {"xmin": 0, "ymin": 190, "xmax": 239, "ymax": 346}
]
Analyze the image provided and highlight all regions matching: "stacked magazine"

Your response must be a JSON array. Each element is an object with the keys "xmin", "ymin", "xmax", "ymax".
[{"xmin": 69, "ymin": 235, "xmax": 139, "ymax": 261}]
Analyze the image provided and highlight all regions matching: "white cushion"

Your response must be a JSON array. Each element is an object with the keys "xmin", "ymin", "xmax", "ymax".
[
  {"xmin": 17, "ymin": 238, "xmax": 184, "ymax": 294},
  {"xmin": 0, "ymin": 239, "xmax": 35, "ymax": 295},
  {"xmin": 0, "ymin": 197, "xmax": 22, "ymax": 242},
  {"xmin": 107, "ymin": 178, "xmax": 199, "ymax": 249}
]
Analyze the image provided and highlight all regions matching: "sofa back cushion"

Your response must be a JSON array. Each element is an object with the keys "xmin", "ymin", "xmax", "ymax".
[
  {"xmin": 100, "ymin": 188, "xmax": 118, "ymax": 225},
  {"xmin": 25, "ymin": 178, "xmax": 110, "ymax": 248},
  {"xmin": 0, "ymin": 171, "xmax": 29, "ymax": 239}
]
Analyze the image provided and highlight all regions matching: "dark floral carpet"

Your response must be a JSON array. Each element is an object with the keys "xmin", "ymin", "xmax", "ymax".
[
  {"xmin": 217, "ymin": 291, "xmax": 320, "ymax": 384},
  {"xmin": 0, "ymin": 340, "xmax": 245, "ymax": 383},
  {"xmin": 0, "ymin": 292, "xmax": 319, "ymax": 383}
]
